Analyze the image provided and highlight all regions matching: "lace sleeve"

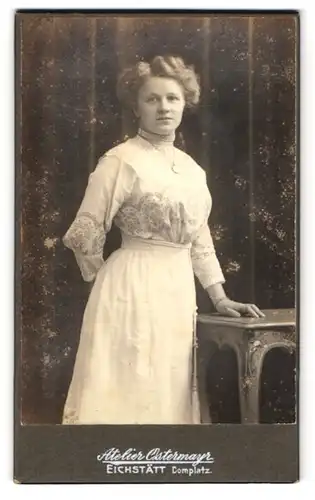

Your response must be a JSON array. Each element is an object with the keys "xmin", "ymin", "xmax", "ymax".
[
  {"xmin": 63, "ymin": 154, "xmax": 136, "ymax": 282},
  {"xmin": 63, "ymin": 212, "xmax": 106, "ymax": 282},
  {"xmin": 189, "ymin": 168, "xmax": 225, "ymax": 289},
  {"xmin": 191, "ymin": 223, "xmax": 225, "ymax": 289}
]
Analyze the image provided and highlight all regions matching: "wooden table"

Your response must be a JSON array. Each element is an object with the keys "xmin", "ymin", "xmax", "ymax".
[{"xmin": 196, "ymin": 309, "xmax": 296, "ymax": 424}]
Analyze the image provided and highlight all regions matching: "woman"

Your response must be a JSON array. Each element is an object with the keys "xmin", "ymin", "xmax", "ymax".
[{"xmin": 62, "ymin": 55, "xmax": 264, "ymax": 425}]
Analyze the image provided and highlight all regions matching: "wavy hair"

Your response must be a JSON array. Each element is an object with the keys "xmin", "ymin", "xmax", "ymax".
[{"xmin": 117, "ymin": 55, "xmax": 200, "ymax": 110}]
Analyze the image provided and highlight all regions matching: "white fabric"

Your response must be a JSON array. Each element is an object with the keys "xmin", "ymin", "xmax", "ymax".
[{"xmin": 62, "ymin": 135, "xmax": 225, "ymax": 424}]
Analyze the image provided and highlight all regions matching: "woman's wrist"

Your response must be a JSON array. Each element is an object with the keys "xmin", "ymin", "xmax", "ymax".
[
  {"xmin": 206, "ymin": 283, "xmax": 227, "ymax": 307},
  {"xmin": 212, "ymin": 296, "xmax": 228, "ymax": 308}
]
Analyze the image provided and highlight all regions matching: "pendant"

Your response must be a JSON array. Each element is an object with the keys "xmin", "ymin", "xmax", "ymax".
[{"xmin": 171, "ymin": 164, "xmax": 180, "ymax": 174}]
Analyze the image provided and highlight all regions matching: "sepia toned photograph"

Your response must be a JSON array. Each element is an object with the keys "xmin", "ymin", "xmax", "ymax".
[{"xmin": 15, "ymin": 10, "xmax": 298, "ymax": 482}]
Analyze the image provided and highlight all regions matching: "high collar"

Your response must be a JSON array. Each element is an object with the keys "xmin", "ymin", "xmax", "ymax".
[{"xmin": 137, "ymin": 127, "xmax": 175, "ymax": 147}]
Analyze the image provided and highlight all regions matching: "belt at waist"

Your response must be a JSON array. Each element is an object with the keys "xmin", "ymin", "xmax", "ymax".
[{"xmin": 121, "ymin": 235, "xmax": 192, "ymax": 252}]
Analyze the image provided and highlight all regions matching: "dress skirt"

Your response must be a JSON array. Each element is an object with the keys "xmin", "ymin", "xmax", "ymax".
[{"xmin": 62, "ymin": 235, "xmax": 200, "ymax": 425}]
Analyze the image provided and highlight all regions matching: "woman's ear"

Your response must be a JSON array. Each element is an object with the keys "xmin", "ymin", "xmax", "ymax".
[{"xmin": 133, "ymin": 106, "xmax": 140, "ymax": 118}]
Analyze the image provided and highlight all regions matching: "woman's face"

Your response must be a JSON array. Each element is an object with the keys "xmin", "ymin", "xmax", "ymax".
[{"xmin": 135, "ymin": 77, "xmax": 185, "ymax": 135}]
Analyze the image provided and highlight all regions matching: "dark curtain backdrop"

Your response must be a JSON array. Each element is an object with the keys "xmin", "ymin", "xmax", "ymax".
[{"xmin": 18, "ymin": 14, "xmax": 297, "ymax": 423}]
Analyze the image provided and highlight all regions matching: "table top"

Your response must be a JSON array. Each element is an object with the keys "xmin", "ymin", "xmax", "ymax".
[{"xmin": 197, "ymin": 309, "xmax": 296, "ymax": 330}]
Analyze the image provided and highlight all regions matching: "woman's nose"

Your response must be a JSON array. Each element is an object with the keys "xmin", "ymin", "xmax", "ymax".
[{"xmin": 158, "ymin": 98, "xmax": 170, "ymax": 112}]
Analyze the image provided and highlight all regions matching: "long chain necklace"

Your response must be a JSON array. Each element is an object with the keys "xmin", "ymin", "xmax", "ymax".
[
  {"xmin": 151, "ymin": 143, "xmax": 180, "ymax": 174},
  {"xmin": 137, "ymin": 131, "xmax": 181, "ymax": 174}
]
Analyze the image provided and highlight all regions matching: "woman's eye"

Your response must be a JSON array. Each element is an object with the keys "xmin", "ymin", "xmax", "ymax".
[
  {"xmin": 168, "ymin": 95, "xmax": 179, "ymax": 101},
  {"xmin": 147, "ymin": 96, "xmax": 157, "ymax": 103}
]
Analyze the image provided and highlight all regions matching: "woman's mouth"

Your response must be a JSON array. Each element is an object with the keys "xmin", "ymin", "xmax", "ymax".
[{"xmin": 157, "ymin": 117, "xmax": 173, "ymax": 122}]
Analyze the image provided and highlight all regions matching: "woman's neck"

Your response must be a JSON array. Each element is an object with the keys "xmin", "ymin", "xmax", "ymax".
[{"xmin": 137, "ymin": 127, "xmax": 175, "ymax": 146}]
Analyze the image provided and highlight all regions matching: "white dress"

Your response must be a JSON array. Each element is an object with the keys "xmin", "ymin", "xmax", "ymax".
[{"xmin": 62, "ymin": 134, "xmax": 225, "ymax": 425}]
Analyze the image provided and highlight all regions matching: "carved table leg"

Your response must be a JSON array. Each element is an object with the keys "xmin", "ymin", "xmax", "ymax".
[
  {"xmin": 243, "ymin": 338, "xmax": 267, "ymax": 423},
  {"xmin": 241, "ymin": 373, "xmax": 261, "ymax": 424},
  {"xmin": 234, "ymin": 340, "xmax": 255, "ymax": 423},
  {"xmin": 239, "ymin": 332, "xmax": 296, "ymax": 424}
]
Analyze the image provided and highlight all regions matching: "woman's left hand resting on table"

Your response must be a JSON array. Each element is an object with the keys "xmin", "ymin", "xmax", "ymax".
[
  {"xmin": 206, "ymin": 284, "xmax": 265, "ymax": 318},
  {"xmin": 214, "ymin": 297, "xmax": 265, "ymax": 318}
]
